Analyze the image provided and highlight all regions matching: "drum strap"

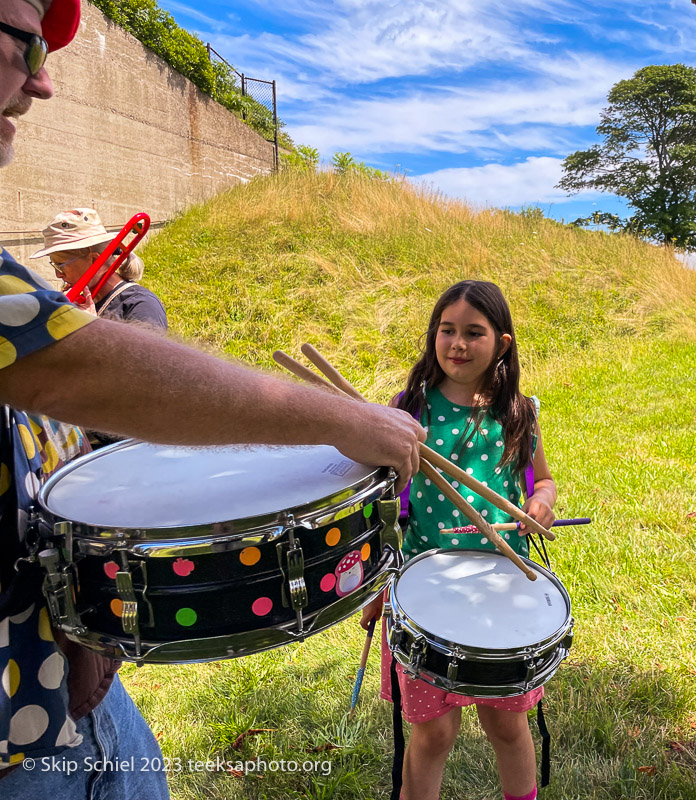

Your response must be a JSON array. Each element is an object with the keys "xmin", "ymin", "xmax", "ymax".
[
  {"xmin": 390, "ymin": 656, "xmax": 405, "ymax": 800},
  {"xmin": 537, "ymin": 698, "xmax": 551, "ymax": 787}
]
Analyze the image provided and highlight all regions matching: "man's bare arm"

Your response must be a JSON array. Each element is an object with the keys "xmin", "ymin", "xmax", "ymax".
[{"xmin": 3, "ymin": 319, "xmax": 423, "ymax": 490}]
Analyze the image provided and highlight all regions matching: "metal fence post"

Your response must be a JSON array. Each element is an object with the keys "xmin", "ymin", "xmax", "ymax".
[{"xmin": 272, "ymin": 79, "xmax": 279, "ymax": 171}]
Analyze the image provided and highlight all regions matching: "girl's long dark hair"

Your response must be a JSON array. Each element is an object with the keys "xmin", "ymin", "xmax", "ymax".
[{"xmin": 397, "ymin": 280, "xmax": 535, "ymax": 473}]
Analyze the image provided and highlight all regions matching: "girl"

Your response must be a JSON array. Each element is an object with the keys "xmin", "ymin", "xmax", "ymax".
[{"xmin": 362, "ymin": 280, "xmax": 556, "ymax": 800}]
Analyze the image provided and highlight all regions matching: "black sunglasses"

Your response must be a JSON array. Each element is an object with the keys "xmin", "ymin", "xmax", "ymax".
[{"xmin": 0, "ymin": 21, "xmax": 48, "ymax": 77}]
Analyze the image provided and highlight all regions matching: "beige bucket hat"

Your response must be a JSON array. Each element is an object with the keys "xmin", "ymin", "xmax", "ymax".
[{"xmin": 31, "ymin": 208, "xmax": 116, "ymax": 259}]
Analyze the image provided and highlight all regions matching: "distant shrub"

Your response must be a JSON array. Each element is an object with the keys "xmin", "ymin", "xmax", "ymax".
[
  {"xmin": 332, "ymin": 152, "xmax": 390, "ymax": 180},
  {"xmin": 90, "ymin": 0, "xmax": 293, "ymax": 149},
  {"xmin": 281, "ymin": 145, "xmax": 320, "ymax": 172}
]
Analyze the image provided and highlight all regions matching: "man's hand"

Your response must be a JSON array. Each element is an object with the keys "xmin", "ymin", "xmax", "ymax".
[{"xmin": 331, "ymin": 402, "xmax": 424, "ymax": 494}]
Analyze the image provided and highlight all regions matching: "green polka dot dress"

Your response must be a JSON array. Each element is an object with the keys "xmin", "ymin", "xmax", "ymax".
[{"xmin": 403, "ymin": 386, "xmax": 529, "ymax": 561}]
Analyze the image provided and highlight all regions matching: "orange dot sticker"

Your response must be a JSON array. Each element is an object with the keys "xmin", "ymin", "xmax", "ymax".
[
  {"xmin": 240, "ymin": 547, "xmax": 261, "ymax": 566},
  {"xmin": 325, "ymin": 527, "xmax": 341, "ymax": 547},
  {"xmin": 361, "ymin": 543, "xmax": 371, "ymax": 561},
  {"xmin": 110, "ymin": 598, "xmax": 123, "ymax": 618}
]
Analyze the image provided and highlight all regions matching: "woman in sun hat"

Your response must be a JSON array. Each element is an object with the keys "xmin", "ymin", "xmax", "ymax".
[{"xmin": 31, "ymin": 208, "xmax": 167, "ymax": 329}]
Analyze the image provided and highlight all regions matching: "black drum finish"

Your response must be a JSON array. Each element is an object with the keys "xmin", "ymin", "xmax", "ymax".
[{"xmin": 73, "ymin": 501, "xmax": 385, "ymax": 642}]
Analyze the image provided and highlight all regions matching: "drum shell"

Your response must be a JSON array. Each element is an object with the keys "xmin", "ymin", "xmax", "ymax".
[
  {"xmin": 386, "ymin": 549, "xmax": 573, "ymax": 698},
  {"xmin": 37, "ymin": 443, "xmax": 401, "ymax": 664}
]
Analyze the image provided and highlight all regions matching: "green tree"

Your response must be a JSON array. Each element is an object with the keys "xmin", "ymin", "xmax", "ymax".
[{"xmin": 557, "ymin": 64, "xmax": 696, "ymax": 250}]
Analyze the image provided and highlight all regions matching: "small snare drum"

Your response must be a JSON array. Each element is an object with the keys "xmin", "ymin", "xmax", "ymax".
[
  {"xmin": 386, "ymin": 549, "xmax": 573, "ymax": 697},
  {"xmin": 37, "ymin": 442, "xmax": 401, "ymax": 664}
]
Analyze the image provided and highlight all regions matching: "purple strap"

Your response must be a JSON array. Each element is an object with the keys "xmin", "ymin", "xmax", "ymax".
[
  {"xmin": 397, "ymin": 391, "xmax": 418, "ymax": 519},
  {"xmin": 525, "ymin": 458, "xmax": 535, "ymax": 500}
]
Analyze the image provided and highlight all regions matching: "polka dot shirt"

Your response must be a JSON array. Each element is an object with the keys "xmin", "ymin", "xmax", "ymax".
[
  {"xmin": 403, "ymin": 385, "xmax": 531, "ymax": 561},
  {"xmin": 0, "ymin": 252, "xmax": 93, "ymax": 767}
]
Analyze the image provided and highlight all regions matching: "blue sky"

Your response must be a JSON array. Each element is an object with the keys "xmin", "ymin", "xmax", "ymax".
[{"xmin": 157, "ymin": 0, "xmax": 696, "ymax": 223}]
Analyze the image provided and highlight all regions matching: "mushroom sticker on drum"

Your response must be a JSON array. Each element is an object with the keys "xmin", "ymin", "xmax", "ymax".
[{"xmin": 334, "ymin": 550, "xmax": 364, "ymax": 597}]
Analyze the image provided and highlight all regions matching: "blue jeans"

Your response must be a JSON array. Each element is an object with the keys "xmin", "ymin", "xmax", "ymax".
[{"xmin": 1, "ymin": 674, "xmax": 170, "ymax": 799}]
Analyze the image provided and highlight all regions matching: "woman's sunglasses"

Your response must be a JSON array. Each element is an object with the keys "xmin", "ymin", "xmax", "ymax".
[{"xmin": 0, "ymin": 21, "xmax": 48, "ymax": 77}]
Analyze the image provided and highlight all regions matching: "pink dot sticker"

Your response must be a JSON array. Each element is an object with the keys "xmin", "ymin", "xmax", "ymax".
[
  {"xmin": 104, "ymin": 562, "xmax": 119, "ymax": 580},
  {"xmin": 320, "ymin": 573, "xmax": 337, "ymax": 592},
  {"xmin": 251, "ymin": 597, "xmax": 273, "ymax": 617},
  {"xmin": 173, "ymin": 558, "xmax": 195, "ymax": 577}
]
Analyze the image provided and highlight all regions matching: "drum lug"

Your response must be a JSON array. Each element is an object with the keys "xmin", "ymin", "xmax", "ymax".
[
  {"xmin": 38, "ymin": 547, "xmax": 86, "ymax": 636},
  {"xmin": 523, "ymin": 656, "xmax": 538, "ymax": 688},
  {"xmin": 404, "ymin": 635, "xmax": 427, "ymax": 678},
  {"xmin": 115, "ymin": 566, "xmax": 142, "ymax": 658},
  {"xmin": 377, "ymin": 499, "xmax": 402, "ymax": 553},
  {"xmin": 277, "ymin": 529, "xmax": 308, "ymax": 634},
  {"xmin": 447, "ymin": 647, "xmax": 466, "ymax": 682}
]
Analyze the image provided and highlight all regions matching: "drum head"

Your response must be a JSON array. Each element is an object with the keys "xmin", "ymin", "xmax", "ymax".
[
  {"xmin": 394, "ymin": 550, "xmax": 569, "ymax": 650},
  {"xmin": 40, "ymin": 442, "xmax": 379, "ymax": 530}
]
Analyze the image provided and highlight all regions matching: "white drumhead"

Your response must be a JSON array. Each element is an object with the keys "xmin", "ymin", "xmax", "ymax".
[
  {"xmin": 394, "ymin": 551, "xmax": 568, "ymax": 649},
  {"xmin": 41, "ymin": 443, "xmax": 377, "ymax": 529}
]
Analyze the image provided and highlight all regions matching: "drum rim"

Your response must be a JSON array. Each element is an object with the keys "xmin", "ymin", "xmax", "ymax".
[
  {"xmin": 388, "ymin": 548, "xmax": 573, "ymax": 660},
  {"xmin": 38, "ymin": 440, "xmax": 393, "ymax": 541}
]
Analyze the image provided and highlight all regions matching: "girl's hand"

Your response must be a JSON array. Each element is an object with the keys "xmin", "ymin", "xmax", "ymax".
[
  {"xmin": 81, "ymin": 286, "xmax": 97, "ymax": 316},
  {"xmin": 519, "ymin": 494, "xmax": 555, "ymax": 535},
  {"xmin": 360, "ymin": 594, "xmax": 384, "ymax": 630}
]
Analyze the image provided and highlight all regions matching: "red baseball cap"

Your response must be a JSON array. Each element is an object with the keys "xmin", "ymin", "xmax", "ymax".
[{"xmin": 42, "ymin": 0, "xmax": 81, "ymax": 51}]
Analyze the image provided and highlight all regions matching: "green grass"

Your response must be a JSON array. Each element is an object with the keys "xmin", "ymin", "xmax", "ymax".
[{"xmin": 125, "ymin": 171, "xmax": 696, "ymax": 798}]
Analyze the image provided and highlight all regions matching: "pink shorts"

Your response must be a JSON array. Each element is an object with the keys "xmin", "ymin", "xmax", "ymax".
[{"xmin": 379, "ymin": 623, "xmax": 543, "ymax": 724}]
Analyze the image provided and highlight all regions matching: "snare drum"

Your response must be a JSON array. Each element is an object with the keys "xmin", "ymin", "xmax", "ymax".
[
  {"xmin": 386, "ymin": 549, "xmax": 573, "ymax": 697},
  {"xmin": 37, "ymin": 442, "xmax": 401, "ymax": 664}
]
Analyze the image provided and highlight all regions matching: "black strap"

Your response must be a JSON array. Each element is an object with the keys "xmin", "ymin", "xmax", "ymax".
[
  {"xmin": 390, "ymin": 656, "xmax": 405, "ymax": 800},
  {"xmin": 537, "ymin": 698, "xmax": 550, "ymax": 788}
]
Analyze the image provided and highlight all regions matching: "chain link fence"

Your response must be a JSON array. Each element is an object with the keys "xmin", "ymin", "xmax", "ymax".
[{"xmin": 206, "ymin": 45, "xmax": 279, "ymax": 171}]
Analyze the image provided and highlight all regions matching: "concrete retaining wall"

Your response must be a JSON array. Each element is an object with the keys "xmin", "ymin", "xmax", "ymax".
[{"xmin": 1, "ymin": 3, "xmax": 275, "ymax": 276}]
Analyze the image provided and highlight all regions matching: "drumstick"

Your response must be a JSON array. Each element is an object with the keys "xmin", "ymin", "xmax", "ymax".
[
  {"xmin": 301, "ymin": 344, "xmax": 366, "ymax": 402},
  {"xmin": 272, "ymin": 350, "xmax": 344, "ymax": 394},
  {"xmin": 297, "ymin": 343, "xmax": 555, "ymax": 543},
  {"xmin": 349, "ymin": 617, "xmax": 377, "ymax": 716},
  {"xmin": 440, "ymin": 517, "xmax": 592, "ymax": 534},
  {"xmin": 420, "ymin": 460, "xmax": 537, "ymax": 581},
  {"xmin": 420, "ymin": 446, "xmax": 555, "ymax": 542}
]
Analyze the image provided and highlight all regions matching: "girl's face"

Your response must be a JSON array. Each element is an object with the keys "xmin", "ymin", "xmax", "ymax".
[{"xmin": 435, "ymin": 298, "xmax": 511, "ymax": 398}]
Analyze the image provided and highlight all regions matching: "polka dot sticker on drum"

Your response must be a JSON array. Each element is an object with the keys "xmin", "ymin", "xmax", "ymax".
[
  {"xmin": 103, "ymin": 562, "xmax": 119, "ymax": 580},
  {"xmin": 175, "ymin": 608, "xmax": 198, "ymax": 627},
  {"xmin": 320, "ymin": 573, "xmax": 336, "ymax": 592},
  {"xmin": 363, "ymin": 503, "xmax": 373, "ymax": 519},
  {"xmin": 361, "ymin": 543, "xmax": 371, "ymax": 561},
  {"xmin": 173, "ymin": 557, "xmax": 195, "ymax": 576},
  {"xmin": 110, "ymin": 598, "xmax": 123, "ymax": 618},
  {"xmin": 239, "ymin": 547, "xmax": 260, "ymax": 566},
  {"xmin": 325, "ymin": 528, "xmax": 341, "ymax": 547},
  {"xmin": 252, "ymin": 597, "xmax": 273, "ymax": 617}
]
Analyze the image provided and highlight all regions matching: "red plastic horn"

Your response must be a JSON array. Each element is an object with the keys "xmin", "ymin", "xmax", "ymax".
[{"xmin": 65, "ymin": 212, "xmax": 150, "ymax": 304}]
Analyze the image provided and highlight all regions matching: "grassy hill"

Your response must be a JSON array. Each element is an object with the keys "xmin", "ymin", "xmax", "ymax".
[{"xmin": 129, "ymin": 172, "xmax": 696, "ymax": 799}]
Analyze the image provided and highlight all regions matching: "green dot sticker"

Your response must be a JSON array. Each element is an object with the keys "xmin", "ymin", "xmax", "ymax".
[
  {"xmin": 175, "ymin": 607, "xmax": 197, "ymax": 627},
  {"xmin": 363, "ymin": 503, "xmax": 373, "ymax": 519}
]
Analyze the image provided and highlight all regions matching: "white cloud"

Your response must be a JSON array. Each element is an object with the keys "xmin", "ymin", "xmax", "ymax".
[
  {"xmin": 283, "ymin": 57, "xmax": 625, "ymax": 156},
  {"xmin": 415, "ymin": 157, "xmax": 598, "ymax": 208}
]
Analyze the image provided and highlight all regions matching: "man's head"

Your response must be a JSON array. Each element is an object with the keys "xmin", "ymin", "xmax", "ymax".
[{"xmin": 0, "ymin": 0, "xmax": 80, "ymax": 166}]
